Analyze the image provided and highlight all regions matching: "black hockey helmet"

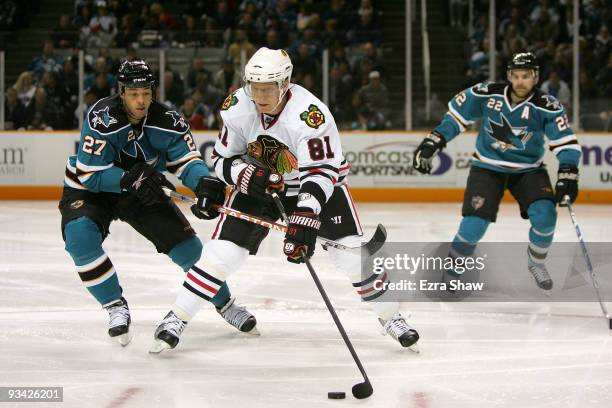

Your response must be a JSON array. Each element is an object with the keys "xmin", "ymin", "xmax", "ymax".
[
  {"xmin": 507, "ymin": 52, "xmax": 539, "ymax": 74},
  {"xmin": 117, "ymin": 59, "xmax": 156, "ymax": 90}
]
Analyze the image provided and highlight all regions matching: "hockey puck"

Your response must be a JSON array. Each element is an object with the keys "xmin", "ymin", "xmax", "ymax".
[
  {"xmin": 609, "ymin": 318, "xmax": 612, "ymax": 330},
  {"xmin": 328, "ymin": 392, "xmax": 346, "ymax": 399}
]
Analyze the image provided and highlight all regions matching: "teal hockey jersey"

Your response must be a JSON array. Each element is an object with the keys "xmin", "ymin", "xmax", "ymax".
[
  {"xmin": 64, "ymin": 95, "xmax": 208, "ymax": 193},
  {"xmin": 433, "ymin": 82, "xmax": 581, "ymax": 173}
]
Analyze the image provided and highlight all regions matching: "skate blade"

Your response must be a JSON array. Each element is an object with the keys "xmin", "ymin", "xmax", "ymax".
[
  {"xmin": 112, "ymin": 332, "xmax": 132, "ymax": 347},
  {"xmin": 149, "ymin": 339, "xmax": 172, "ymax": 354},
  {"xmin": 407, "ymin": 343, "xmax": 420, "ymax": 354}
]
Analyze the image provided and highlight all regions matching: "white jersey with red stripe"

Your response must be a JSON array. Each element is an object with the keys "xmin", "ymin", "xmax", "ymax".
[{"xmin": 213, "ymin": 84, "xmax": 349, "ymax": 205}]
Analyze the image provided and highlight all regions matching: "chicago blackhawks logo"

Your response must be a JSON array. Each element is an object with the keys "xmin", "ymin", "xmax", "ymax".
[
  {"xmin": 247, "ymin": 135, "xmax": 298, "ymax": 174},
  {"xmin": 221, "ymin": 93, "xmax": 238, "ymax": 111},
  {"xmin": 300, "ymin": 104, "xmax": 325, "ymax": 129}
]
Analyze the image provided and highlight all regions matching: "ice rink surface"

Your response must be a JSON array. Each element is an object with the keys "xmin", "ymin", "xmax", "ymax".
[{"xmin": 1, "ymin": 200, "xmax": 611, "ymax": 408}]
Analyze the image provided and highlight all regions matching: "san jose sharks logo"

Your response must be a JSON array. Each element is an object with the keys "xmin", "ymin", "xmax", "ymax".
[
  {"xmin": 247, "ymin": 135, "xmax": 298, "ymax": 174},
  {"xmin": 541, "ymin": 94, "xmax": 562, "ymax": 111},
  {"xmin": 486, "ymin": 113, "xmax": 533, "ymax": 151},
  {"xmin": 165, "ymin": 111, "xmax": 188, "ymax": 129},
  {"xmin": 91, "ymin": 106, "xmax": 118, "ymax": 129}
]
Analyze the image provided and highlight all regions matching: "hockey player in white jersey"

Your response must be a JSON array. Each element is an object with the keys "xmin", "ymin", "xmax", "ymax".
[{"xmin": 151, "ymin": 47, "xmax": 419, "ymax": 352}]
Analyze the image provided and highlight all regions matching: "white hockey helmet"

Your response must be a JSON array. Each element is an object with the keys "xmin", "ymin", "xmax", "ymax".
[{"xmin": 244, "ymin": 47, "xmax": 293, "ymax": 86}]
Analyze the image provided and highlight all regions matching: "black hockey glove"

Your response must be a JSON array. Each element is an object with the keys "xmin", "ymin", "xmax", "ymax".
[
  {"xmin": 191, "ymin": 176, "xmax": 227, "ymax": 220},
  {"xmin": 283, "ymin": 208, "xmax": 321, "ymax": 263},
  {"xmin": 413, "ymin": 131, "xmax": 447, "ymax": 174},
  {"xmin": 120, "ymin": 162, "xmax": 174, "ymax": 206},
  {"xmin": 236, "ymin": 163, "xmax": 284, "ymax": 200},
  {"xmin": 555, "ymin": 166, "xmax": 579, "ymax": 206}
]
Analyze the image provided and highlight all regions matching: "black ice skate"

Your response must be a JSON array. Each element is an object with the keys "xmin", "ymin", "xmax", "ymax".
[
  {"xmin": 103, "ymin": 297, "xmax": 132, "ymax": 346},
  {"xmin": 527, "ymin": 250, "xmax": 553, "ymax": 291},
  {"xmin": 149, "ymin": 311, "xmax": 187, "ymax": 354},
  {"xmin": 217, "ymin": 297, "xmax": 259, "ymax": 335},
  {"xmin": 379, "ymin": 313, "xmax": 420, "ymax": 351}
]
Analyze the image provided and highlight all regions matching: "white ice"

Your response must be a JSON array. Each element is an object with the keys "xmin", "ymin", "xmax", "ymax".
[{"xmin": 1, "ymin": 200, "xmax": 612, "ymax": 408}]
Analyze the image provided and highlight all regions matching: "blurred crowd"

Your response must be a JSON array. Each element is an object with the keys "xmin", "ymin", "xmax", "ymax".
[
  {"xmin": 4, "ymin": 0, "xmax": 391, "ymax": 131},
  {"xmin": 457, "ymin": 0, "xmax": 610, "ymax": 129}
]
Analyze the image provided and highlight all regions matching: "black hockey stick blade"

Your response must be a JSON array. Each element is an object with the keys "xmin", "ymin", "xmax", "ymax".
[
  {"xmin": 363, "ymin": 224, "xmax": 387, "ymax": 257},
  {"xmin": 352, "ymin": 380, "xmax": 374, "ymax": 399}
]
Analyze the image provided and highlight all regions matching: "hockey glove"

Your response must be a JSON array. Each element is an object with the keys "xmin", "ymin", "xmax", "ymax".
[
  {"xmin": 191, "ymin": 176, "xmax": 227, "ymax": 220},
  {"xmin": 555, "ymin": 166, "xmax": 579, "ymax": 206},
  {"xmin": 120, "ymin": 162, "xmax": 174, "ymax": 206},
  {"xmin": 236, "ymin": 163, "xmax": 284, "ymax": 200},
  {"xmin": 283, "ymin": 208, "xmax": 321, "ymax": 263},
  {"xmin": 413, "ymin": 131, "xmax": 447, "ymax": 174}
]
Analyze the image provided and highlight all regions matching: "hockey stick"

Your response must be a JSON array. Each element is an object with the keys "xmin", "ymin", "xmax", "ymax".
[
  {"xmin": 271, "ymin": 192, "xmax": 373, "ymax": 399},
  {"xmin": 563, "ymin": 195, "xmax": 611, "ymax": 329},
  {"xmin": 162, "ymin": 187, "xmax": 387, "ymax": 256}
]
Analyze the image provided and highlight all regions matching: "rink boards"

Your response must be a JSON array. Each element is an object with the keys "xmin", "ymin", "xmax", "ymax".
[{"xmin": 0, "ymin": 131, "xmax": 611, "ymax": 202}]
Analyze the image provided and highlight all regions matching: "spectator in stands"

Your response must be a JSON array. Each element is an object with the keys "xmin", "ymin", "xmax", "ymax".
[
  {"xmin": 213, "ymin": 58, "xmax": 241, "ymax": 94},
  {"xmin": 88, "ymin": 72, "xmax": 113, "ymax": 100},
  {"xmin": 322, "ymin": 18, "xmax": 343, "ymax": 48},
  {"xmin": 357, "ymin": 70, "xmax": 390, "ymax": 130},
  {"xmin": 330, "ymin": 41, "xmax": 349, "ymax": 67},
  {"xmin": 173, "ymin": 14, "xmax": 200, "ymax": 47},
  {"xmin": 297, "ymin": 3, "xmax": 319, "ymax": 32},
  {"xmin": 464, "ymin": 36, "xmax": 490, "ymax": 87},
  {"xmin": 41, "ymin": 71, "xmax": 71, "ymax": 129},
  {"xmin": 152, "ymin": 2, "xmax": 177, "ymax": 30},
  {"xmin": 52, "ymin": 14, "xmax": 79, "ymax": 48},
  {"xmin": 13, "ymin": 71, "xmax": 37, "ymax": 109},
  {"xmin": 264, "ymin": 28, "xmax": 285, "ymax": 50},
  {"xmin": 60, "ymin": 57, "xmax": 79, "ymax": 109},
  {"xmin": 189, "ymin": 88, "xmax": 214, "ymax": 127},
  {"xmin": 86, "ymin": 0, "xmax": 117, "ymax": 48},
  {"xmin": 352, "ymin": 41, "xmax": 386, "ymax": 81},
  {"xmin": 329, "ymin": 64, "xmax": 353, "ymax": 126},
  {"xmin": 529, "ymin": 0, "xmax": 559, "ymax": 24},
  {"xmin": 4, "ymin": 88, "xmax": 26, "ymax": 130},
  {"xmin": 348, "ymin": 91, "xmax": 367, "ymax": 130},
  {"xmin": 186, "ymin": 58, "xmax": 212, "ymax": 91},
  {"xmin": 194, "ymin": 71, "xmax": 223, "ymax": 109},
  {"xmin": 181, "ymin": 97, "xmax": 206, "ymax": 130},
  {"xmin": 202, "ymin": 16, "xmax": 223, "ymax": 47},
  {"xmin": 529, "ymin": 8, "xmax": 559, "ymax": 55},
  {"xmin": 323, "ymin": 0, "xmax": 351, "ymax": 32},
  {"xmin": 291, "ymin": 43, "xmax": 319, "ymax": 85},
  {"xmin": 0, "ymin": 0, "xmax": 17, "ymax": 30},
  {"xmin": 596, "ymin": 53, "xmax": 612, "ymax": 98},
  {"xmin": 27, "ymin": 40, "xmax": 64, "ymax": 81},
  {"xmin": 550, "ymin": 44, "xmax": 572, "ymax": 83},
  {"xmin": 449, "ymin": 0, "xmax": 467, "ymax": 29},
  {"xmin": 353, "ymin": 57, "xmax": 374, "ymax": 87},
  {"xmin": 84, "ymin": 56, "xmax": 116, "ymax": 90},
  {"xmin": 540, "ymin": 71, "xmax": 571, "ymax": 109},
  {"xmin": 579, "ymin": 70, "xmax": 599, "ymax": 100},
  {"xmin": 213, "ymin": 0, "xmax": 235, "ymax": 30},
  {"xmin": 106, "ymin": 0, "xmax": 127, "ymax": 22},
  {"xmin": 26, "ymin": 88, "xmax": 62, "ymax": 130},
  {"xmin": 162, "ymin": 69, "xmax": 185, "ymax": 108},
  {"xmin": 112, "ymin": 13, "xmax": 138, "ymax": 48},
  {"xmin": 74, "ymin": 88, "xmax": 98, "ymax": 127},
  {"xmin": 274, "ymin": 0, "xmax": 297, "ymax": 31},
  {"xmin": 594, "ymin": 25, "xmax": 610, "ymax": 67},
  {"xmin": 498, "ymin": 7, "xmax": 527, "ymax": 41},
  {"xmin": 73, "ymin": 3, "xmax": 93, "ymax": 32},
  {"xmin": 228, "ymin": 29, "xmax": 256, "ymax": 66},
  {"xmin": 346, "ymin": 7, "xmax": 381, "ymax": 46}
]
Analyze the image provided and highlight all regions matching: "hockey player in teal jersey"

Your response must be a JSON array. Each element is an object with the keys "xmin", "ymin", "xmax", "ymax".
[
  {"xmin": 413, "ymin": 52, "xmax": 581, "ymax": 290},
  {"xmin": 59, "ymin": 60, "xmax": 257, "ymax": 347}
]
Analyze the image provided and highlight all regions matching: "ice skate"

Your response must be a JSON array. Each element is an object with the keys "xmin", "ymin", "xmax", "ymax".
[
  {"xmin": 528, "ymin": 251, "xmax": 553, "ymax": 291},
  {"xmin": 379, "ymin": 313, "xmax": 420, "ymax": 352},
  {"xmin": 149, "ymin": 311, "xmax": 187, "ymax": 354},
  {"xmin": 104, "ymin": 297, "xmax": 132, "ymax": 346},
  {"xmin": 217, "ymin": 297, "xmax": 259, "ymax": 335}
]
